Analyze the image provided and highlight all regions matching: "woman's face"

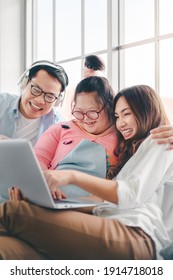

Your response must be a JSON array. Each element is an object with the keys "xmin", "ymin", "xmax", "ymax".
[
  {"xmin": 114, "ymin": 96, "xmax": 138, "ymax": 140},
  {"xmin": 72, "ymin": 92, "xmax": 111, "ymax": 135}
]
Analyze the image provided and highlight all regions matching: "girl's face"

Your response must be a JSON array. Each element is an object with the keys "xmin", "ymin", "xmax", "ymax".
[
  {"xmin": 72, "ymin": 92, "xmax": 111, "ymax": 135},
  {"xmin": 114, "ymin": 96, "xmax": 138, "ymax": 140}
]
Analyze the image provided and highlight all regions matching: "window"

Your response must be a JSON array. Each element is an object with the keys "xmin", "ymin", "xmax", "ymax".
[
  {"xmin": 117, "ymin": 0, "xmax": 173, "ymax": 121},
  {"xmin": 26, "ymin": 0, "xmax": 173, "ymax": 121}
]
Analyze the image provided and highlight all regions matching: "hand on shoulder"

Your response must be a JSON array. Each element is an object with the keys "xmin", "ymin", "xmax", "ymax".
[{"xmin": 150, "ymin": 124, "xmax": 173, "ymax": 150}]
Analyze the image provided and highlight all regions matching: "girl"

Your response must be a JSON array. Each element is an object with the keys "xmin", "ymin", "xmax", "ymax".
[{"xmin": 34, "ymin": 76, "xmax": 118, "ymax": 198}]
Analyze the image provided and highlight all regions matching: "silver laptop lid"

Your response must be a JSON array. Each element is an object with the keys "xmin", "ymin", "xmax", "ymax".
[{"xmin": 0, "ymin": 139, "xmax": 101, "ymax": 209}]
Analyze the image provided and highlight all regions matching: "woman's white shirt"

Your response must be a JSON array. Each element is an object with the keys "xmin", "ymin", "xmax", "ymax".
[{"xmin": 93, "ymin": 135, "xmax": 173, "ymax": 259}]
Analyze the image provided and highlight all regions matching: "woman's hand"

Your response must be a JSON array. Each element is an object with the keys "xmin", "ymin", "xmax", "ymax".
[
  {"xmin": 43, "ymin": 169, "xmax": 118, "ymax": 203},
  {"xmin": 43, "ymin": 170, "xmax": 73, "ymax": 200},
  {"xmin": 150, "ymin": 124, "xmax": 173, "ymax": 150},
  {"xmin": 8, "ymin": 186, "xmax": 27, "ymax": 201}
]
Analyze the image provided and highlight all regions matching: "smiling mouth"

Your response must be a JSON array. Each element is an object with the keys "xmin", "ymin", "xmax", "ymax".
[
  {"xmin": 30, "ymin": 101, "xmax": 42, "ymax": 111},
  {"xmin": 121, "ymin": 128, "xmax": 133, "ymax": 137},
  {"xmin": 84, "ymin": 121, "xmax": 96, "ymax": 125}
]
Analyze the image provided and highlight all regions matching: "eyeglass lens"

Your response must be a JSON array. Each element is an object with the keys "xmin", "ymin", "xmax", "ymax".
[
  {"xmin": 31, "ymin": 85, "xmax": 58, "ymax": 103},
  {"xmin": 72, "ymin": 111, "xmax": 99, "ymax": 120}
]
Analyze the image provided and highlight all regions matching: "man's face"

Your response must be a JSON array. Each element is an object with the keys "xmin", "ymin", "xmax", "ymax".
[{"xmin": 19, "ymin": 70, "xmax": 62, "ymax": 119}]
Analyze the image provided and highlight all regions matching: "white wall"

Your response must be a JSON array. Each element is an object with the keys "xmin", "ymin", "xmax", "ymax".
[{"xmin": 0, "ymin": 0, "xmax": 25, "ymax": 94}]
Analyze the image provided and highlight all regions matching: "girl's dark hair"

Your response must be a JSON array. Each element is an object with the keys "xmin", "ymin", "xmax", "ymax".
[
  {"xmin": 84, "ymin": 55, "xmax": 105, "ymax": 71},
  {"xmin": 72, "ymin": 76, "xmax": 115, "ymax": 123},
  {"xmin": 110, "ymin": 85, "xmax": 170, "ymax": 178}
]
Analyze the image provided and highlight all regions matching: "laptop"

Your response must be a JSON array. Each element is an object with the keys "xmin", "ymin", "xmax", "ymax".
[{"xmin": 0, "ymin": 139, "xmax": 101, "ymax": 209}]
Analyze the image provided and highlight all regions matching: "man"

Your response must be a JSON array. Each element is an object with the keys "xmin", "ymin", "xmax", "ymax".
[{"xmin": 0, "ymin": 60, "xmax": 69, "ymax": 145}]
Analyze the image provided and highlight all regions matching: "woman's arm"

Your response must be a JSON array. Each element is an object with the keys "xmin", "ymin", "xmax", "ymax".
[
  {"xmin": 44, "ymin": 136, "xmax": 173, "ymax": 208},
  {"xmin": 150, "ymin": 124, "xmax": 173, "ymax": 150},
  {"xmin": 44, "ymin": 169, "xmax": 118, "ymax": 203}
]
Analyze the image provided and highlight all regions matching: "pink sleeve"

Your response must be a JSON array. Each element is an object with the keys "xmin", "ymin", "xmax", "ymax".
[{"xmin": 34, "ymin": 124, "xmax": 61, "ymax": 169}]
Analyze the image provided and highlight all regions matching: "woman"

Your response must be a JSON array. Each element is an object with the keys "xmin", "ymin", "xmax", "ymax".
[{"xmin": 0, "ymin": 85, "xmax": 173, "ymax": 260}]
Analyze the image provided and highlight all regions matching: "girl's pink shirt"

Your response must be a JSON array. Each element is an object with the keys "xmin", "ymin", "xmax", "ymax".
[{"xmin": 34, "ymin": 120, "xmax": 118, "ymax": 171}]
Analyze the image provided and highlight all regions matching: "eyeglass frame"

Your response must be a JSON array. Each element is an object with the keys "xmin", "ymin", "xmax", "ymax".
[
  {"xmin": 72, "ymin": 105, "xmax": 105, "ymax": 120},
  {"xmin": 30, "ymin": 82, "xmax": 60, "ymax": 103}
]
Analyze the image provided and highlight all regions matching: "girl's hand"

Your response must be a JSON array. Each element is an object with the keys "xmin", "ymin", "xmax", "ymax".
[{"xmin": 150, "ymin": 125, "xmax": 173, "ymax": 150}]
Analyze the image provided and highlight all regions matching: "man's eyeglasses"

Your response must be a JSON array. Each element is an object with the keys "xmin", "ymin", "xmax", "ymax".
[
  {"xmin": 72, "ymin": 106, "xmax": 105, "ymax": 120},
  {"xmin": 30, "ymin": 84, "xmax": 60, "ymax": 103}
]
